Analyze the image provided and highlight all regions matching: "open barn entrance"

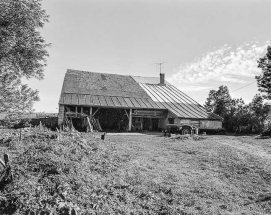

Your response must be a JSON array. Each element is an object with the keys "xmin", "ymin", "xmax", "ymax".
[
  {"xmin": 93, "ymin": 108, "xmax": 163, "ymax": 132},
  {"xmin": 132, "ymin": 117, "xmax": 161, "ymax": 131},
  {"xmin": 63, "ymin": 105, "xmax": 166, "ymax": 132},
  {"xmin": 94, "ymin": 108, "xmax": 128, "ymax": 132}
]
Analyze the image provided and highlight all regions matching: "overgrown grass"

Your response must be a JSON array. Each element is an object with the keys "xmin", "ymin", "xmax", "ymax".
[
  {"xmin": 108, "ymin": 134, "xmax": 271, "ymax": 214},
  {"xmin": 1, "ymin": 130, "xmax": 271, "ymax": 214}
]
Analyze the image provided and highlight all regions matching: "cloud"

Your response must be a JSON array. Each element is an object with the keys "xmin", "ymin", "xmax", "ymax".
[
  {"xmin": 169, "ymin": 41, "xmax": 269, "ymax": 85},
  {"xmin": 177, "ymin": 85, "xmax": 211, "ymax": 92}
]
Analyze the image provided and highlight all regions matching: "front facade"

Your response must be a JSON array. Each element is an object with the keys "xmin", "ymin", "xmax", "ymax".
[{"xmin": 58, "ymin": 69, "xmax": 222, "ymax": 132}]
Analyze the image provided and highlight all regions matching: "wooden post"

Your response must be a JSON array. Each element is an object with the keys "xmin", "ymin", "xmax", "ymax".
[
  {"xmin": 128, "ymin": 109, "xmax": 132, "ymax": 131},
  {"xmin": 90, "ymin": 107, "xmax": 93, "ymax": 116},
  {"xmin": 140, "ymin": 117, "xmax": 143, "ymax": 130},
  {"xmin": 58, "ymin": 105, "xmax": 65, "ymax": 125},
  {"xmin": 75, "ymin": 106, "xmax": 78, "ymax": 117},
  {"xmin": 87, "ymin": 117, "xmax": 93, "ymax": 132}
]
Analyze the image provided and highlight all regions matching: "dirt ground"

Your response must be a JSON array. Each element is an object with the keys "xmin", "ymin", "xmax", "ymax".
[{"xmin": 107, "ymin": 133, "xmax": 271, "ymax": 214}]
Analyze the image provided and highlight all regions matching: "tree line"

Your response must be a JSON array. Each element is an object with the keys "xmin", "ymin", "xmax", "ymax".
[{"xmin": 204, "ymin": 47, "xmax": 271, "ymax": 134}]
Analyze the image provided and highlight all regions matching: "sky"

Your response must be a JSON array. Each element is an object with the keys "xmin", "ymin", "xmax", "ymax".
[{"xmin": 24, "ymin": 0, "xmax": 271, "ymax": 113}]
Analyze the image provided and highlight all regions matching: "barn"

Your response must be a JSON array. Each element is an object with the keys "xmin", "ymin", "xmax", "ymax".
[{"xmin": 58, "ymin": 69, "xmax": 223, "ymax": 132}]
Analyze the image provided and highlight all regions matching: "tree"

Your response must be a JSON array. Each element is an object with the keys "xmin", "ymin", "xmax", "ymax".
[
  {"xmin": 205, "ymin": 85, "xmax": 232, "ymax": 117},
  {"xmin": 205, "ymin": 85, "xmax": 233, "ymax": 130},
  {"xmin": 0, "ymin": 0, "xmax": 49, "ymax": 117},
  {"xmin": 249, "ymin": 94, "xmax": 270, "ymax": 132},
  {"xmin": 0, "ymin": 73, "xmax": 39, "ymax": 122},
  {"xmin": 228, "ymin": 98, "xmax": 251, "ymax": 131},
  {"xmin": 256, "ymin": 46, "xmax": 271, "ymax": 99}
]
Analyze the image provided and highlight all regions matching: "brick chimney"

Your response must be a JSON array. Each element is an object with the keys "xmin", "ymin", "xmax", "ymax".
[{"xmin": 160, "ymin": 73, "xmax": 165, "ymax": 85}]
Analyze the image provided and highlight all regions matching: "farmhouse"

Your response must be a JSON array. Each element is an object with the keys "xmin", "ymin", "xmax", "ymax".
[{"xmin": 58, "ymin": 69, "xmax": 223, "ymax": 132}]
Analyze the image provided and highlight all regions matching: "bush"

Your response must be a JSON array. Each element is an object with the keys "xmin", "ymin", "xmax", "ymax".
[
  {"xmin": 262, "ymin": 119, "xmax": 271, "ymax": 136},
  {"xmin": 0, "ymin": 130, "xmax": 189, "ymax": 214}
]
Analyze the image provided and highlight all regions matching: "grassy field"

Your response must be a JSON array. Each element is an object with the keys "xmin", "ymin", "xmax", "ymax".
[
  {"xmin": 1, "ymin": 129, "xmax": 271, "ymax": 214},
  {"xmin": 107, "ymin": 133, "xmax": 271, "ymax": 215}
]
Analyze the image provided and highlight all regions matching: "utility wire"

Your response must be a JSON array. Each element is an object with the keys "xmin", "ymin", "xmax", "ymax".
[
  {"xmin": 197, "ymin": 80, "xmax": 257, "ymax": 102},
  {"xmin": 229, "ymin": 80, "xmax": 257, "ymax": 93}
]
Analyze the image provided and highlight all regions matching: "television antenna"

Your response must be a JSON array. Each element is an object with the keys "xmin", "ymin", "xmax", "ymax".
[{"xmin": 156, "ymin": 62, "xmax": 167, "ymax": 74}]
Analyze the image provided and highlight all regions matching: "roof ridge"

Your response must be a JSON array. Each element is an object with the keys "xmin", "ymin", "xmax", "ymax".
[{"xmin": 67, "ymin": 69, "xmax": 132, "ymax": 78}]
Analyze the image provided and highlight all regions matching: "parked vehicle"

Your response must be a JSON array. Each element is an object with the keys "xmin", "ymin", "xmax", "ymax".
[{"xmin": 164, "ymin": 124, "xmax": 195, "ymax": 137}]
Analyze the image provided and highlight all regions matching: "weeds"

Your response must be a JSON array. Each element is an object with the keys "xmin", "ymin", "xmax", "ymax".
[{"xmin": 1, "ymin": 130, "xmax": 271, "ymax": 214}]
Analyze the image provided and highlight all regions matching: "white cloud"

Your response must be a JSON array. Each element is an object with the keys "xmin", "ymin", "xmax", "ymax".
[
  {"xmin": 169, "ymin": 41, "xmax": 269, "ymax": 85},
  {"xmin": 177, "ymin": 85, "xmax": 211, "ymax": 92}
]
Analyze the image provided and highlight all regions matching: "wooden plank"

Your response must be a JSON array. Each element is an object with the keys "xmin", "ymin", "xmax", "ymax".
[
  {"xmin": 92, "ymin": 95, "xmax": 101, "ymax": 106},
  {"xmin": 135, "ymin": 110, "xmax": 165, "ymax": 115},
  {"xmin": 104, "ymin": 96, "xmax": 115, "ymax": 107},
  {"xmin": 98, "ymin": 95, "xmax": 107, "ymax": 106},
  {"xmin": 71, "ymin": 94, "xmax": 78, "ymax": 105},
  {"xmin": 133, "ymin": 110, "xmax": 165, "ymax": 118},
  {"xmin": 78, "ymin": 95, "xmax": 86, "ymax": 105},
  {"xmin": 124, "ymin": 98, "xmax": 135, "ymax": 108},
  {"xmin": 141, "ymin": 98, "xmax": 153, "ymax": 109},
  {"xmin": 117, "ymin": 97, "xmax": 128, "ymax": 107},
  {"xmin": 111, "ymin": 96, "xmax": 122, "ymax": 107},
  {"xmin": 64, "ymin": 94, "xmax": 72, "ymax": 104},
  {"xmin": 129, "ymin": 97, "xmax": 140, "ymax": 108},
  {"xmin": 128, "ymin": 109, "xmax": 132, "ymax": 131},
  {"xmin": 85, "ymin": 95, "xmax": 94, "ymax": 105},
  {"xmin": 135, "ymin": 98, "xmax": 148, "ymax": 108}
]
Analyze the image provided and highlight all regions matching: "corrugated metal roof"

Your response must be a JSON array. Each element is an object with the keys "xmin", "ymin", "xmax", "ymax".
[{"xmin": 139, "ymin": 83, "xmax": 209, "ymax": 119}]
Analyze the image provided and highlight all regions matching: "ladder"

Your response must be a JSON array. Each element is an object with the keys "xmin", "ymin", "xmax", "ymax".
[{"xmin": 87, "ymin": 116, "xmax": 102, "ymax": 131}]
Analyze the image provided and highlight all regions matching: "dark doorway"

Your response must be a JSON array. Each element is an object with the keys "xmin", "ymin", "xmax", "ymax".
[
  {"xmin": 152, "ymin": 118, "xmax": 159, "ymax": 131},
  {"xmin": 142, "ymin": 118, "xmax": 160, "ymax": 131},
  {"xmin": 71, "ymin": 118, "xmax": 85, "ymax": 132},
  {"xmin": 168, "ymin": 118, "xmax": 174, "ymax": 124},
  {"xmin": 143, "ymin": 118, "xmax": 151, "ymax": 131},
  {"xmin": 95, "ymin": 108, "xmax": 128, "ymax": 131}
]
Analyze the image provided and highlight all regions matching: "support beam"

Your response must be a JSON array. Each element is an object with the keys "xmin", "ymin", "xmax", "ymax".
[
  {"xmin": 128, "ymin": 109, "xmax": 132, "ymax": 131},
  {"xmin": 124, "ymin": 109, "xmax": 129, "ymax": 119},
  {"xmin": 75, "ymin": 106, "xmax": 78, "ymax": 117},
  {"xmin": 140, "ymin": 117, "xmax": 143, "ymax": 130},
  {"xmin": 90, "ymin": 107, "xmax": 93, "ymax": 116},
  {"xmin": 93, "ymin": 108, "xmax": 100, "ymax": 117},
  {"xmin": 149, "ymin": 118, "xmax": 152, "ymax": 131}
]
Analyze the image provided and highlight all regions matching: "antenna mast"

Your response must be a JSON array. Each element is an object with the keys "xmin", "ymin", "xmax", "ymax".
[{"xmin": 156, "ymin": 62, "xmax": 167, "ymax": 74}]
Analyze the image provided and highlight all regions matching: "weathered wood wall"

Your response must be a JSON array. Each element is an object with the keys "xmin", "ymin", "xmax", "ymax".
[
  {"xmin": 199, "ymin": 120, "xmax": 222, "ymax": 129},
  {"xmin": 58, "ymin": 105, "xmax": 65, "ymax": 125}
]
